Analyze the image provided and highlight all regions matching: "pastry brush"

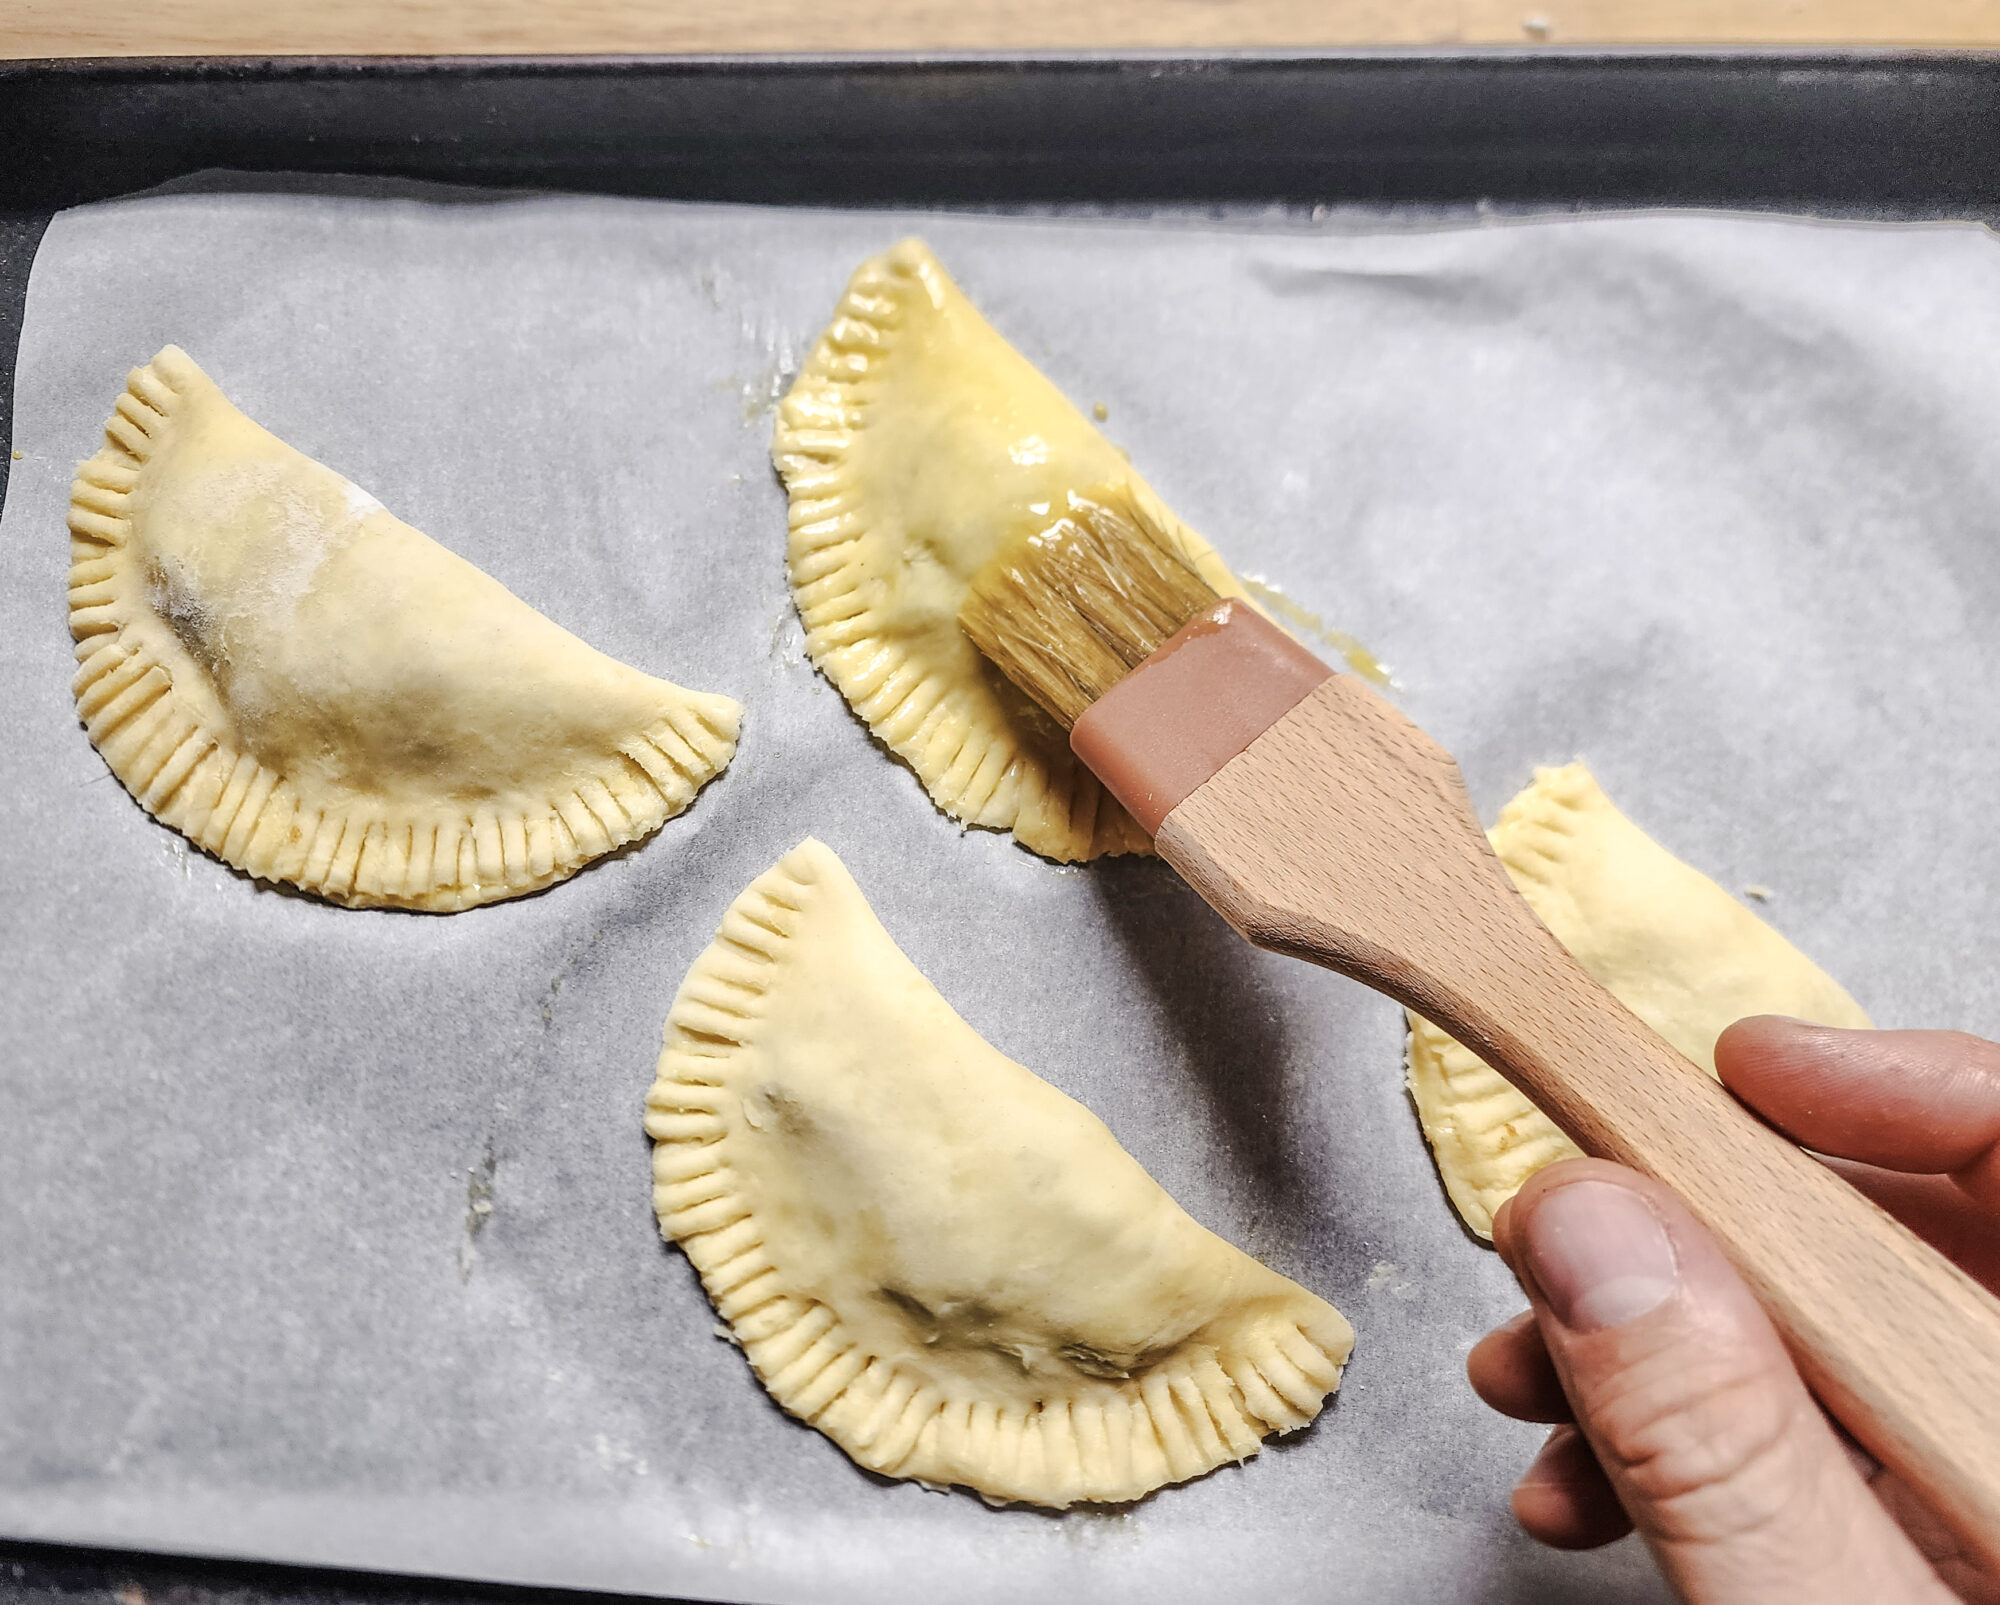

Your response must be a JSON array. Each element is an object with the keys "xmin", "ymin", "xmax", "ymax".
[{"xmin": 959, "ymin": 484, "xmax": 2000, "ymax": 1570}]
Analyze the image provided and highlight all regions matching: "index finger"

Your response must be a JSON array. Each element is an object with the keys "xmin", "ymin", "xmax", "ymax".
[{"xmin": 1715, "ymin": 1018, "xmax": 2000, "ymax": 1207}]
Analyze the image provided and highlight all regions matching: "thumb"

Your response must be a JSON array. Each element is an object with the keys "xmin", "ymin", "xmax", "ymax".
[{"xmin": 1494, "ymin": 1160, "xmax": 1952, "ymax": 1605}]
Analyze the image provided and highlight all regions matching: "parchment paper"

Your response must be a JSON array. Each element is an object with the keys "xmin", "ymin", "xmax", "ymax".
[{"xmin": 4, "ymin": 183, "xmax": 1998, "ymax": 1605}]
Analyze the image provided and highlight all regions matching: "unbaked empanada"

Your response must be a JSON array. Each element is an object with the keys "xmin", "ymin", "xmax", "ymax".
[
  {"xmin": 67, "ymin": 347, "xmax": 740, "ymax": 911},
  {"xmin": 646, "ymin": 838, "xmax": 1352, "ymax": 1507},
  {"xmin": 1407, "ymin": 763, "xmax": 1872, "ymax": 1239},
  {"xmin": 773, "ymin": 240, "xmax": 1245, "ymax": 862}
]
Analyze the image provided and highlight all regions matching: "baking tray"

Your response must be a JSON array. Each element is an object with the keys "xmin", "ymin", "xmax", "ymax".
[
  {"xmin": 6, "ymin": 49, "xmax": 2000, "ymax": 510},
  {"xmin": 6, "ymin": 48, "xmax": 2000, "ymax": 508},
  {"xmin": 3, "ymin": 49, "xmax": 1999, "ymax": 1605}
]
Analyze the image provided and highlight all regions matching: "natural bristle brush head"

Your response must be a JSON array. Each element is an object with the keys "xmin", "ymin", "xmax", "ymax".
[{"xmin": 957, "ymin": 483, "xmax": 1222, "ymax": 729}]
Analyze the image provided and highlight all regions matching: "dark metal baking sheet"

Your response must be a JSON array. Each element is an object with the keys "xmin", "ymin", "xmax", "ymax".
[
  {"xmin": 6, "ymin": 50, "xmax": 2000, "ymax": 214},
  {"xmin": 7, "ymin": 49, "xmax": 2000, "ymax": 517},
  {"xmin": 4, "ymin": 48, "xmax": 1999, "ymax": 1605}
]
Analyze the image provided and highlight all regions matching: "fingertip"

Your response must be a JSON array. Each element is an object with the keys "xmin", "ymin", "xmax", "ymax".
[
  {"xmin": 1714, "ymin": 1013, "xmax": 1834, "ymax": 1093},
  {"xmin": 1497, "ymin": 1156, "xmax": 1628, "ymax": 1263},
  {"xmin": 1717, "ymin": 1023, "xmax": 2000, "ymax": 1177},
  {"xmin": 1468, "ymin": 1310, "xmax": 1573, "ymax": 1423},
  {"xmin": 1511, "ymin": 1425, "xmax": 1634, "ymax": 1550},
  {"xmin": 1498, "ymin": 1158, "xmax": 1681, "ymax": 1323},
  {"xmin": 1500, "ymin": 1159, "xmax": 1784, "ymax": 1353}
]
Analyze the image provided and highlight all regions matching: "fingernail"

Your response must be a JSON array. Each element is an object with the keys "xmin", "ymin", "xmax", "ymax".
[{"xmin": 1521, "ymin": 1180, "xmax": 1679, "ymax": 1332}]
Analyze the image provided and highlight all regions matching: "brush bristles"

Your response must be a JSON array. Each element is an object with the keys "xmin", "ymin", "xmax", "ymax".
[{"xmin": 958, "ymin": 484, "xmax": 1221, "ymax": 729}]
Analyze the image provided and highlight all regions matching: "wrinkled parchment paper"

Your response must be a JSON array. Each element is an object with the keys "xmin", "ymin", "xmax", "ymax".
[{"xmin": 4, "ymin": 183, "xmax": 1999, "ymax": 1605}]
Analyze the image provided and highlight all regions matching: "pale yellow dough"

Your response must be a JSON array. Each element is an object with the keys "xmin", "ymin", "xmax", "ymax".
[
  {"xmin": 772, "ymin": 239, "xmax": 1245, "ymax": 862},
  {"xmin": 67, "ymin": 347, "xmax": 740, "ymax": 911},
  {"xmin": 1407, "ymin": 763, "xmax": 1872, "ymax": 1239},
  {"xmin": 646, "ymin": 838, "xmax": 1352, "ymax": 1507}
]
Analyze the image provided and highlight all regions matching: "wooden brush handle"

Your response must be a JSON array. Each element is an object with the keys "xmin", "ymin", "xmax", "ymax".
[{"xmin": 1155, "ymin": 674, "xmax": 2000, "ymax": 1572}]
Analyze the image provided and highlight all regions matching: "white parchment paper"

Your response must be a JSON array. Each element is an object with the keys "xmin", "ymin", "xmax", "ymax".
[{"xmin": 4, "ymin": 183, "xmax": 1999, "ymax": 1605}]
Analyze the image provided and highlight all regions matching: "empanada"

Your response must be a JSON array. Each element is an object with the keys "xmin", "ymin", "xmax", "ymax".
[
  {"xmin": 1407, "ymin": 763, "xmax": 1872, "ymax": 1239},
  {"xmin": 67, "ymin": 347, "xmax": 740, "ymax": 911},
  {"xmin": 645, "ymin": 838, "xmax": 1352, "ymax": 1507},
  {"xmin": 772, "ymin": 240, "xmax": 1245, "ymax": 862}
]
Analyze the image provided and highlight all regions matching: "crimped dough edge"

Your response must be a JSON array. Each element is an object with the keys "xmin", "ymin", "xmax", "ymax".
[
  {"xmin": 1487, "ymin": 759, "xmax": 1605, "ymax": 905},
  {"xmin": 645, "ymin": 838, "xmax": 1350, "ymax": 1508},
  {"xmin": 1404, "ymin": 766, "xmax": 1597, "ymax": 1238},
  {"xmin": 1404, "ymin": 1015, "xmax": 1582, "ymax": 1242},
  {"xmin": 770, "ymin": 239, "xmax": 1239, "ymax": 864},
  {"xmin": 67, "ymin": 346, "xmax": 741, "ymax": 912},
  {"xmin": 1404, "ymin": 762, "xmax": 1869, "ymax": 1240}
]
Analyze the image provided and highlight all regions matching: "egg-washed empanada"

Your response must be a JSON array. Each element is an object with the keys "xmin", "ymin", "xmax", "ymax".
[
  {"xmin": 66, "ymin": 347, "xmax": 740, "ymax": 911},
  {"xmin": 645, "ymin": 838, "xmax": 1352, "ymax": 1507},
  {"xmin": 772, "ymin": 239, "xmax": 1247, "ymax": 863},
  {"xmin": 1407, "ymin": 763, "xmax": 1872, "ymax": 1239}
]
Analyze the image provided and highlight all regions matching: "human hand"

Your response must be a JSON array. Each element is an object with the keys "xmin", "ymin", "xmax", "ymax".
[{"xmin": 1467, "ymin": 1018, "xmax": 2000, "ymax": 1604}]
